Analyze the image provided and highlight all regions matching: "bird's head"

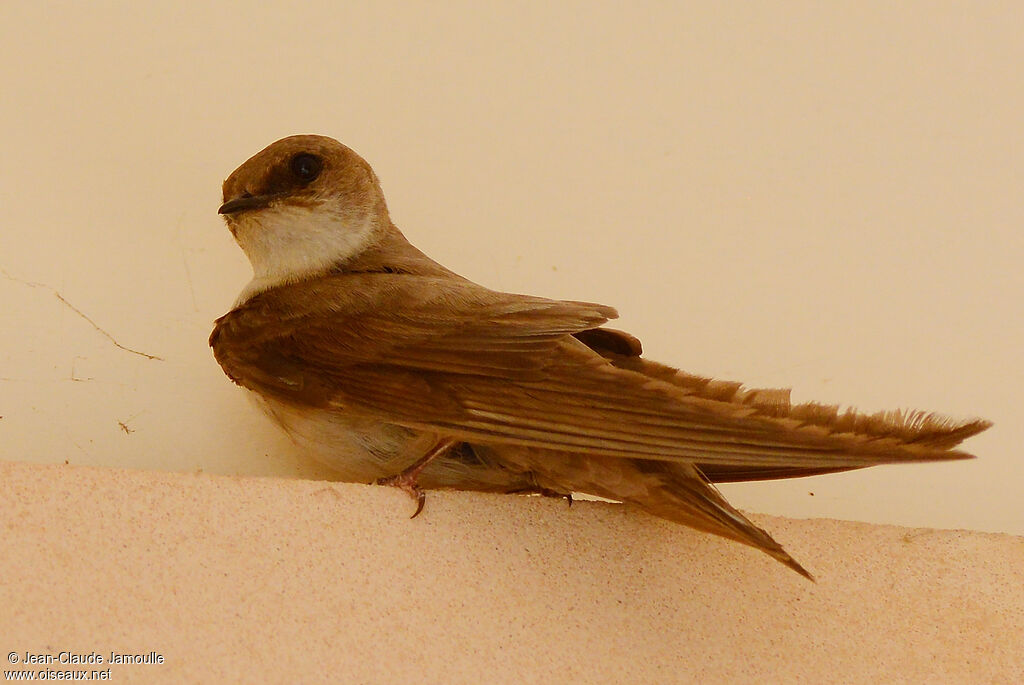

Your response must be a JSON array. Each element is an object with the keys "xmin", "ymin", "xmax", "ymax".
[{"xmin": 219, "ymin": 134, "xmax": 389, "ymax": 297}]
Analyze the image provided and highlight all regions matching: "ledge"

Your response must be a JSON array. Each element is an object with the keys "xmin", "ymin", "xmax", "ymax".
[{"xmin": 1, "ymin": 459, "xmax": 1020, "ymax": 683}]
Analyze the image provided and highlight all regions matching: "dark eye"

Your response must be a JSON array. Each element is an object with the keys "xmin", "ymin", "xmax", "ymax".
[{"xmin": 289, "ymin": 153, "xmax": 322, "ymax": 183}]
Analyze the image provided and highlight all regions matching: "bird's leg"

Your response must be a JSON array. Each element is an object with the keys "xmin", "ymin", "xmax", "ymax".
[{"xmin": 375, "ymin": 438, "xmax": 459, "ymax": 518}]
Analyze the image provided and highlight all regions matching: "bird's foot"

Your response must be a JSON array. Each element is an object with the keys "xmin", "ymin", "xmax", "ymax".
[
  {"xmin": 374, "ymin": 438, "xmax": 459, "ymax": 519},
  {"xmin": 375, "ymin": 471, "xmax": 427, "ymax": 518}
]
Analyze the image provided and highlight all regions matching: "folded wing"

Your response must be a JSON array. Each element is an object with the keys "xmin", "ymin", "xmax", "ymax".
[{"xmin": 211, "ymin": 273, "xmax": 990, "ymax": 473}]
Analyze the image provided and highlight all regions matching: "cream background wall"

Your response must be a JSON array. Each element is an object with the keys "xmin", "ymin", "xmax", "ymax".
[{"xmin": 1, "ymin": 2, "xmax": 1020, "ymax": 534}]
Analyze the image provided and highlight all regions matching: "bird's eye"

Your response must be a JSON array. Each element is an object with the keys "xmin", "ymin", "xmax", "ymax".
[{"xmin": 289, "ymin": 153, "xmax": 322, "ymax": 183}]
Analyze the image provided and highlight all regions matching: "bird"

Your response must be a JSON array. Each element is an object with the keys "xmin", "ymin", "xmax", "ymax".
[{"xmin": 210, "ymin": 134, "xmax": 990, "ymax": 579}]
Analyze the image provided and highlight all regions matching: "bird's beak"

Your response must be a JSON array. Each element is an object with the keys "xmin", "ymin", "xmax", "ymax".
[{"xmin": 218, "ymin": 192, "xmax": 282, "ymax": 215}]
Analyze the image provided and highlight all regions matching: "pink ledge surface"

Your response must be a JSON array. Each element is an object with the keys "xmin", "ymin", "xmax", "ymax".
[{"xmin": 1, "ymin": 459, "xmax": 1021, "ymax": 683}]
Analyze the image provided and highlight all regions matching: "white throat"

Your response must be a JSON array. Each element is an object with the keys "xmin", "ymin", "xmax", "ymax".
[{"xmin": 230, "ymin": 203, "xmax": 379, "ymax": 304}]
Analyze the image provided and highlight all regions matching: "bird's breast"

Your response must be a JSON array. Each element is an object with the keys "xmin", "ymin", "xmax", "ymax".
[{"xmin": 247, "ymin": 391, "xmax": 426, "ymax": 482}]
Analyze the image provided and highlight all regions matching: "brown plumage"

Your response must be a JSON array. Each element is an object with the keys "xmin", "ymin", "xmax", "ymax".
[{"xmin": 211, "ymin": 135, "xmax": 990, "ymax": 579}]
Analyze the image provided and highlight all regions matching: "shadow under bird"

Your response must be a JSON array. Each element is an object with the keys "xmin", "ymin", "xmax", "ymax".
[{"xmin": 210, "ymin": 135, "xmax": 991, "ymax": 579}]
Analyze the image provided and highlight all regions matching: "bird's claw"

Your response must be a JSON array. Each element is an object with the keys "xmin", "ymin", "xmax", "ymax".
[
  {"xmin": 374, "ymin": 438, "xmax": 459, "ymax": 518},
  {"xmin": 375, "ymin": 472, "xmax": 427, "ymax": 518}
]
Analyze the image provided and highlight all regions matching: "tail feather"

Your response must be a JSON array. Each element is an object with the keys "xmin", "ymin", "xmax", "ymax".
[
  {"xmin": 635, "ymin": 462, "xmax": 815, "ymax": 580},
  {"xmin": 540, "ymin": 452, "xmax": 816, "ymax": 579}
]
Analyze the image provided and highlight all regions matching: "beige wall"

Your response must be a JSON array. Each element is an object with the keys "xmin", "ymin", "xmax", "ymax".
[{"xmin": 1, "ymin": 2, "xmax": 1020, "ymax": 534}]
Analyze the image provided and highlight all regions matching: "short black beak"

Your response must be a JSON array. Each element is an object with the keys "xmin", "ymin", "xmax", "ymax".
[{"xmin": 218, "ymin": 193, "xmax": 279, "ymax": 215}]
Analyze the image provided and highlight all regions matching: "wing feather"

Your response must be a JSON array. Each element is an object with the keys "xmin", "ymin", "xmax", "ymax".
[{"xmin": 211, "ymin": 273, "xmax": 988, "ymax": 470}]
